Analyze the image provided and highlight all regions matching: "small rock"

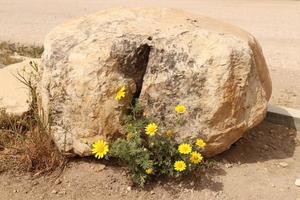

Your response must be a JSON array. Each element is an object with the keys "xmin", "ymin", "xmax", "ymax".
[
  {"xmin": 184, "ymin": 188, "xmax": 191, "ymax": 193},
  {"xmin": 51, "ymin": 189, "xmax": 58, "ymax": 194},
  {"xmin": 54, "ymin": 178, "xmax": 62, "ymax": 185},
  {"xmin": 94, "ymin": 164, "xmax": 106, "ymax": 172},
  {"xmin": 225, "ymin": 163, "xmax": 233, "ymax": 168},
  {"xmin": 150, "ymin": 190, "xmax": 155, "ymax": 195},
  {"xmin": 278, "ymin": 162, "xmax": 289, "ymax": 168},
  {"xmin": 31, "ymin": 180, "xmax": 39, "ymax": 186},
  {"xmin": 126, "ymin": 186, "xmax": 131, "ymax": 192},
  {"xmin": 33, "ymin": 171, "xmax": 42, "ymax": 178},
  {"xmin": 13, "ymin": 189, "xmax": 18, "ymax": 193},
  {"xmin": 295, "ymin": 179, "xmax": 300, "ymax": 187},
  {"xmin": 121, "ymin": 171, "xmax": 127, "ymax": 176},
  {"xmin": 190, "ymin": 181, "xmax": 194, "ymax": 187},
  {"xmin": 289, "ymin": 132, "xmax": 294, "ymax": 136},
  {"xmin": 58, "ymin": 189, "xmax": 66, "ymax": 195}
]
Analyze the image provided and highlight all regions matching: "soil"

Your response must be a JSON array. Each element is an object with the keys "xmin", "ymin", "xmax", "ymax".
[{"xmin": 0, "ymin": 121, "xmax": 299, "ymax": 200}]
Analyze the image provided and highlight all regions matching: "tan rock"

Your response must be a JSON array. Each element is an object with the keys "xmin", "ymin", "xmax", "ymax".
[
  {"xmin": 0, "ymin": 58, "xmax": 40, "ymax": 115},
  {"xmin": 39, "ymin": 8, "xmax": 271, "ymax": 156}
]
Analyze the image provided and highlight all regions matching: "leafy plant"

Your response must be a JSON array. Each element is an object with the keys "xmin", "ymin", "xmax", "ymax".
[{"xmin": 107, "ymin": 102, "xmax": 206, "ymax": 187}]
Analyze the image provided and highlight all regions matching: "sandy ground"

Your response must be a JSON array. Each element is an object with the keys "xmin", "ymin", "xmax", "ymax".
[
  {"xmin": 0, "ymin": 0, "xmax": 300, "ymax": 108},
  {"xmin": 0, "ymin": 121, "xmax": 299, "ymax": 200}
]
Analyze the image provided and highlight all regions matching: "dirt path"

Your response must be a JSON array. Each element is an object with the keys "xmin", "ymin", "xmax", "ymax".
[
  {"xmin": 0, "ymin": 0, "xmax": 300, "ymax": 108},
  {"xmin": 0, "ymin": 121, "xmax": 299, "ymax": 200}
]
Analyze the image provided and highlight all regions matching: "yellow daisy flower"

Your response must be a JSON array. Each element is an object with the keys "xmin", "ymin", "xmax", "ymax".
[
  {"xmin": 190, "ymin": 151, "xmax": 203, "ymax": 164},
  {"xmin": 175, "ymin": 105, "xmax": 186, "ymax": 114},
  {"xmin": 174, "ymin": 160, "xmax": 186, "ymax": 172},
  {"xmin": 196, "ymin": 138, "xmax": 206, "ymax": 149},
  {"xmin": 92, "ymin": 139, "xmax": 109, "ymax": 159},
  {"xmin": 145, "ymin": 123, "xmax": 158, "ymax": 136},
  {"xmin": 178, "ymin": 143, "xmax": 192, "ymax": 154},
  {"xmin": 115, "ymin": 86, "xmax": 126, "ymax": 100},
  {"xmin": 145, "ymin": 168, "xmax": 154, "ymax": 175}
]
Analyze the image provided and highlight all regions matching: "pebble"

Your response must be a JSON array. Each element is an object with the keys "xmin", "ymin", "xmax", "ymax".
[
  {"xmin": 225, "ymin": 163, "xmax": 233, "ymax": 168},
  {"xmin": 150, "ymin": 190, "xmax": 155, "ymax": 195},
  {"xmin": 94, "ymin": 164, "xmax": 106, "ymax": 172},
  {"xmin": 126, "ymin": 186, "xmax": 131, "ymax": 192},
  {"xmin": 13, "ymin": 189, "xmax": 18, "ymax": 193},
  {"xmin": 289, "ymin": 132, "xmax": 294, "ymax": 136},
  {"xmin": 278, "ymin": 162, "xmax": 289, "ymax": 168},
  {"xmin": 295, "ymin": 179, "xmax": 300, "ymax": 187},
  {"xmin": 31, "ymin": 180, "xmax": 39, "ymax": 186},
  {"xmin": 54, "ymin": 178, "xmax": 62, "ymax": 185},
  {"xmin": 58, "ymin": 189, "xmax": 66, "ymax": 195},
  {"xmin": 51, "ymin": 189, "xmax": 58, "ymax": 194},
  {"xmin": 121, "ymin": 171, "xmax": 127, "ymax": 176},
  {"xmin": 33, "ymin": 171, "xmax": 42, "ymax": 178}
]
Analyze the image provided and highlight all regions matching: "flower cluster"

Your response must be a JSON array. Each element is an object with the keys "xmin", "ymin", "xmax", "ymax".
[
  {"xmin": 90, "ymin": 86, "xmax": 207, "ymax": 186},
  {"xmin": 174, "ymin": 140, "xmax": 205, "ymax": 172}
]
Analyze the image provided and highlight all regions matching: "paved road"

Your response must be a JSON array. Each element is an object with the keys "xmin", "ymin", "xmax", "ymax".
[{"xmin": 0, "ymin": 0, "xmax": 299, "ymax": 108}]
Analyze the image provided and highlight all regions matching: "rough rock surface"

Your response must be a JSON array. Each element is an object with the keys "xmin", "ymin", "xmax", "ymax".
[
  {"xmin": 0, "ymin": 58, "xmax": 40, "ymax": 115},
  {"xmin": 39, "ymin": 8, "xmax": 272, "ymax": 156}
]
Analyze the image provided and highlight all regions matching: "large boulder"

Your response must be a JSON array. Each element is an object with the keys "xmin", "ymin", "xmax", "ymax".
[{"xmin": 39, "ymin": 8, "xmax": 272, "ymax": 156}]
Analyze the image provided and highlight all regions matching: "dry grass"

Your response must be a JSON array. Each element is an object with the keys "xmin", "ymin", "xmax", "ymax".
[{"xmin": 0, "ymin": 61, "xmax": 66, "ymax": 174}]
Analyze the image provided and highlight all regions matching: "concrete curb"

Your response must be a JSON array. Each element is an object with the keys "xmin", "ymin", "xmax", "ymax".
[{"xmin": 266, "ymin": 104, "xmax": 300, "ymax": 131}]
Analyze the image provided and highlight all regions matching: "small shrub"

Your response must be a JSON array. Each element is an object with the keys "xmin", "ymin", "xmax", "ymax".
[{"xmin": 92, "ymin": 86, "xmax": 206, "ymax": 187}]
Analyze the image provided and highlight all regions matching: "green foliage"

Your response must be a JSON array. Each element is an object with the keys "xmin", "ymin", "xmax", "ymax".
[{"xmin": 109, "ymin": 103, "xmax": 205, "ymax": 187}]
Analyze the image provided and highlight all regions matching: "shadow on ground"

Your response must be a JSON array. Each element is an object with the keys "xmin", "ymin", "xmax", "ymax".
[{"xmin": 215, "ymin": 120, "xmax": 297, "ymax": 164}]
